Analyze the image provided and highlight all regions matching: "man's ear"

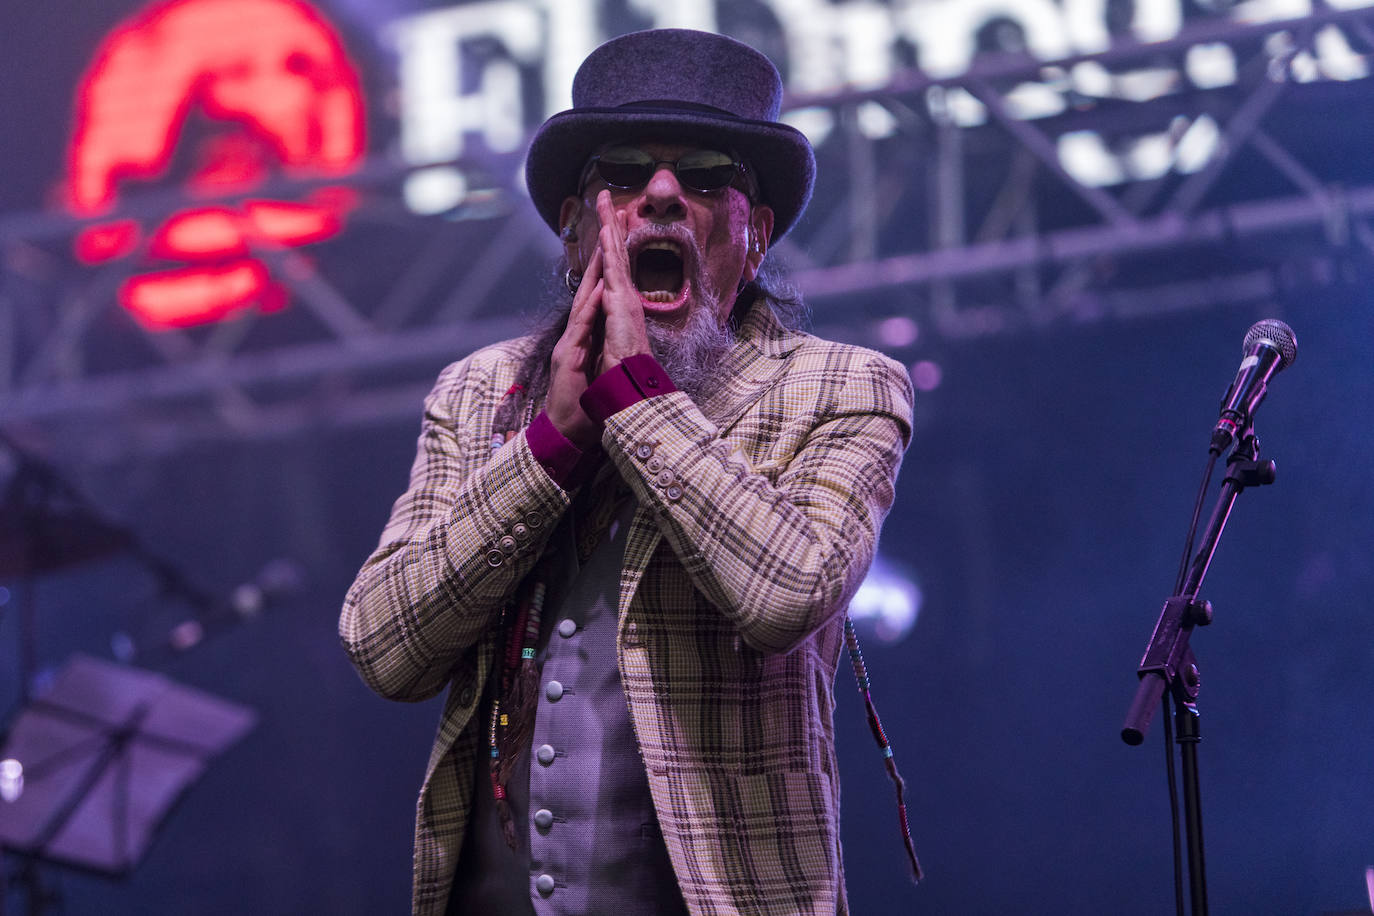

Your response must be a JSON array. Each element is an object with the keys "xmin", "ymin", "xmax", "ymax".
[
  {"xmin": 743, "ymin": 205, "xmax": 774, "ymax": 284},
  {"xmin": 558, "ymin": 197, "xmax": 585, "ymax": 269}
]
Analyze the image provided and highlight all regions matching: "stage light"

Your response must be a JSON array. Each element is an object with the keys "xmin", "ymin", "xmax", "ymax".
[
  {"xmin": 1186, "ymin": 43, "xmax": 1239, "ymax": 88},
  {"xmin": 1005, "ymin": 81, "xmax": 1067, "ymax": 119},
  {"xmin": 1175, "ymin": 115, "xmax": 1221, "ymax": 174},
  {"xmin": 879, "ymin": 316, "xmax": 919, "ymax": 348},
  {"xmin": 848, "ymin": 555, "xmax": 922, "ymax": 645},
  {"xmin": 0, "ymin": 759, "xmax": 22, "ymax": 803},
  {"xmin": 782, "ymin": 107, "xmax": 837, "ymax": 147},
  {"xmin": 1059, "ymin": 130, "xmax": 1126, "ymax": 186},
  {"xmin": 856, "ymin": 102, "xmax": 899, "ymax": 140},
  {"xmin": 404, "ymin": 166, "xmax": 469, "ymax": 216},
  {"xmin": 910, "ymin": 360, "xmax": 943, "ymax": 392},
  {"xmin": 1315, "ymin": 24, "xmax": 1368, "ymax": 80},
  {"xmin": 1125, "ymin": 132, "xmax": 1173, "ymax": 181}
]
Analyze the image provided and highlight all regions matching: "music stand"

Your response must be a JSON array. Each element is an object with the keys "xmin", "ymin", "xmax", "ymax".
[
  {"xmin": 0, "ymin": 654, "xmax": 255, "ymax": 896},
  {"xmin": 1, "ymin": 434, "xmax": 135, "ymax": 709}
]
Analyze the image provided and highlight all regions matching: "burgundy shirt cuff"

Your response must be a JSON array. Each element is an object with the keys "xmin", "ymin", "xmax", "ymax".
[
  {"xmin": 580, "ymin": 353, "xmax": 678, "ymax": 425},
  {"xmin": 526, "ymin": 410, "xmax": 599, "ymax": 489}
]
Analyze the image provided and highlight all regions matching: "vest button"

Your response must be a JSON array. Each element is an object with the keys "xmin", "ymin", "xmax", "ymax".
[
  {"xmin": 536, "ymin": 873, "xmax": 555, "ymax": 896},
  {"xmin": 558, "ymin": 618, "xmax": 577, "ymax": 638},
  {"xmin": 545, "ymin": 680, "xmax": 564, "ymax": 702},
  {"xmin": 536, "ymin": 744, "xmax": 556, "ymax": 766},
  {"xmin": 534, "ymin": 808, "xmax": 554, "ymax": 830}
]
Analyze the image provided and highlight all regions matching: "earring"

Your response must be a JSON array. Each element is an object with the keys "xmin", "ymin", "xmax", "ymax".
[
  {"xmin": 560, "ymin": 224, "xmax": 577, "ymax": 242},
  {"xmin": 565, "ymin": 268, "xmax": 582, "ymax": 294}
]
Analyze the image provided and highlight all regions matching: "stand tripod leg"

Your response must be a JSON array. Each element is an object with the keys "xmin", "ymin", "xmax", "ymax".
[
  {"xmin": 1176, "ymin": 697, "xmax": 1208, "ymax": 915},
  {"xmin": 3, "ymin": 856, "xmax": 60, "ymax": 916}
]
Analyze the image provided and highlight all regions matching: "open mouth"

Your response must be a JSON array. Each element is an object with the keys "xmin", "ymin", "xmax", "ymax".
[{"xmin": 633, "ymin": 240, "xmax": 686, "ymax": 304}]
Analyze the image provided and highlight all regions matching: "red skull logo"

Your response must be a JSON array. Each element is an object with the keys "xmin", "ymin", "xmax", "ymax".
[{"xmin": 66, "ymin": 0, "xmax": 365, "ymax": 328}]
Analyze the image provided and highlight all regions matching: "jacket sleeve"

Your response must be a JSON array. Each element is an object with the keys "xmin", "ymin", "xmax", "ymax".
[
  {"xmin": 601, "ymin": 349, "xmax": 913, "ymax": 655},
  {"xmin": 339, "ymin": 354, "xmax": 570, "ymax": 702}
]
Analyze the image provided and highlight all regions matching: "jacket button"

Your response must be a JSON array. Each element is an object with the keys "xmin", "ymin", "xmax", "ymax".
[
  {"xmin": 485, "ymin": 550, "xmax": 504, "ymax": 567},
  {"xmin": 655, "ymin": 470, "xmax": 674, "ymax": 488},
  {"xmin": 635, "ymin": 443, "xmax": 654, "ymax": 460},
  {"xmin": 646, "ymin": 456, "xmax": 664, "ymax": 473},
  {"xmin": 512, "ymin": 523, "xmax": 530, "ymax": 541},
  {"xmin": 665, "ymin": 485, "xmax": 683, "ymax": 502},
  {"xmin": 526, "ymin": 512, "xmax": 544, "ymax": 528},
  {"xmin": 458, "ymin": 685, "xmax": 475, "ymax": 705},
  {"xmin": 499, "ymin": 535, "xmax": 517, "ymax": 554}
]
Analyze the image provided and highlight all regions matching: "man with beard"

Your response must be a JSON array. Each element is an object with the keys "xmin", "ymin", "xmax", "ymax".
[{"xmin": 341, "ymin": 28, "xmax": 916, "ymax": 916}]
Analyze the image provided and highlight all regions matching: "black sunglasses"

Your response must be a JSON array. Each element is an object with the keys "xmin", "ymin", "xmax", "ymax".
[{"xmin": 582, "ymin": 146, "xmax": 751, "ymax": 195}]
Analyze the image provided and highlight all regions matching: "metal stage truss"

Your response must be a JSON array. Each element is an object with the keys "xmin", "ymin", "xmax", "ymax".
[{"xmin": 2, "ymin": 7, "xmax": 1373, "ymax": 462}]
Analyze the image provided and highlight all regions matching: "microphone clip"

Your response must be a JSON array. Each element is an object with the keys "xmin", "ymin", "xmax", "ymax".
[{"xmin": 1223, "ymin": 432, "xmax": 1277, "ymax": 492}]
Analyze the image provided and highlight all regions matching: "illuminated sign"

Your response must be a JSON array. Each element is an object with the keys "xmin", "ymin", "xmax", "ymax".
[
  {"xmin": 57, "ymin": 0, "xmax": 1374, "ymax": 329},
  {"xmin": 66, "ymin": 0, "xmax": 365, "ymax": 328},
  {"xmin": 387, "ymin": 0, "xmax": 1372, "ymax": 210}
]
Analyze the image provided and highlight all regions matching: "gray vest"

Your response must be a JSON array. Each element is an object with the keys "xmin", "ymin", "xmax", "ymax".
[{"xmin": 448, "ymin": 496, "xmax": 688, "ymax": 915}]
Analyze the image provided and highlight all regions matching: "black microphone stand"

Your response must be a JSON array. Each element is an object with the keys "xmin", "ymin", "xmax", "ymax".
[{"xmin": 1121, "ymin": 427, "xmax": 1277, "ymax": 915}]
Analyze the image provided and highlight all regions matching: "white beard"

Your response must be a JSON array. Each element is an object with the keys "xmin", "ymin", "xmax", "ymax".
[{"xmin": 644, "ymin": 288, "xmax": 736, "ymax": 402}]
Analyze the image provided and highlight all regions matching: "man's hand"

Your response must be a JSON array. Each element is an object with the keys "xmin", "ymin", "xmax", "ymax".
[
  {"xmin": 592, "ymin": 190, "xmax": 651, "ymax": 375},
  {"xmin": 546, "ymin": 191, "xmax": 654, "ymax": 447},
  {"xmin": 546, "ymin": 245, "xmax": 605, "ymax": 450}
]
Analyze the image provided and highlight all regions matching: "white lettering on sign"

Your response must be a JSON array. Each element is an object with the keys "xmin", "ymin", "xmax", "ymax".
[
  {"xmin": 627, "ymin": 0, "xmax": 717, "ymax": 32},
  {"xmin": 386, "ymin": 0, "xmax": 1374, "ymax": 212},
  {"xmin": 388, "ymin": 3, "xmax": 539, "ymax": 163}
]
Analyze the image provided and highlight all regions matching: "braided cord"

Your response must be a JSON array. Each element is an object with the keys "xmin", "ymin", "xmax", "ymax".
[{"xmin": 845, "ymin": 615, "xmax": 923, "ymax": 883}]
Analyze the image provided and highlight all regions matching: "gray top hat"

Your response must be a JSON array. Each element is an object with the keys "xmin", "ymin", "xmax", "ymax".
[{"xmin": 525, "ymin": 29, "xmax": 816, "ymax": 240}]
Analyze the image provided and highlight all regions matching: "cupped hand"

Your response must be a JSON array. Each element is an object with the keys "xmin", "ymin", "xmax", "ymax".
[
  {"xmin": 593, "ymin": 190, "xmax": 651, "ymax": 374},
  {"xmin": 545, "ymin": 246, "xmax": 605, "ymax": 449}
]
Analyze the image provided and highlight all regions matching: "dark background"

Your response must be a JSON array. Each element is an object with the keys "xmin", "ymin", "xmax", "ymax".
[
  {"xmin": 3, "ymin": 1, "xmax": 1373, "ymax": 914},
  {"xmin": 6, "ymin": 294, "xmax": 1367, "ymax": 915}
]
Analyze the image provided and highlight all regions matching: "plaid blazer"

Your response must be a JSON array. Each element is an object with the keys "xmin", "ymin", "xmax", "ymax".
[{"xmin": 340, "ymin": 302, "xmax": 913, "ymax": 915}]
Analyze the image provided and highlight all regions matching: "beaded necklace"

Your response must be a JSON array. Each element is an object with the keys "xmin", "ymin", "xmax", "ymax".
[
  {"xmin": 485, "ymin": 386, "xmax": 540, "ymax": 847},
  {"xmin": 481, "ymin": 385, "xmax": 627, "ymax": 848}
]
